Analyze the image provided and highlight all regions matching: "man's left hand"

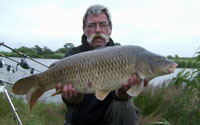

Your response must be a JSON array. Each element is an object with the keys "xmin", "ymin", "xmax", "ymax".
[{"xmin": 115, "ymin": 74, "xmax": 149, "ymax": 100}]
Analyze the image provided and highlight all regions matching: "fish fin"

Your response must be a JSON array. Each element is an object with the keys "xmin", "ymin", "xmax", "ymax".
[
  {"xmin": 49, "ymin": 62, "xmax": 56, "ymax": 68},
  {"xmin": 12, "ymin": 75, "xmax": 37, "ymax": 95},
  {"xmin": 26, "ymin": 87, "xmax": 44, "ymax": 111},
  {"xmin": 127, "ymin": 79, "xmax": 144, "ymax": 97},
  {"xmin": 51, "ymin": 89, "xmax": 61, "ymax": 96},
  {"xmin": 95, "ymin": 90, "xmax": 111, "ymax": 100},
  {"xmin": 12, "ymin": 74, "xmax": 45, "ymax": 111}
]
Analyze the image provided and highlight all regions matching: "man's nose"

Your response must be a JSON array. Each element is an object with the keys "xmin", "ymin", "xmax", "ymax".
[{"xmin": 95, "ymin": 24, "xmax": 101, "ymax": 33}]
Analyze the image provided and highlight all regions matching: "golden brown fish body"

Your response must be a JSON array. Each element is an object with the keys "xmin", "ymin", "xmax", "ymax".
[
  {"xmin": 40, "ymin": 46, "xmax": 136, "ymax": 93},
  {"xmin": 12, "ymin": 45, "xmax": 178, "ymax": 110}
]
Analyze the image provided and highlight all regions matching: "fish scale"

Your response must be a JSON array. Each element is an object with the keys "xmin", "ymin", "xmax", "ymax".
[
  {"xmin": 12, "ymin": 45, "xmax": 178, "ymax": 111},
  {"xmin": 38, "ymin": 46, "xmax": 135, "ymax": 92}
]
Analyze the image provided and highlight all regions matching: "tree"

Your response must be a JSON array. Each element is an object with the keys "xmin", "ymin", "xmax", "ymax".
[
  {"xmin": 56, "ymin": 42, "xmax": 74, "ymax": 53},
  {"xmin": 114, "ymin": 42, "xmax": 121, "ymax": 46},
  {"xmin": 64, "ymin": 43, "xmax": 74, "ymax": 49},
  {"xmin": 34, "ymin": 45, "xmax": 43, "ymax": 55},
  {"xmin": 175, "ymin": 54, "xmax": 179, "ymax": 59},
  {"xmin": 43, "ymin": 46, "xmax": 54, "ymax": 54},
  {"xmin": 56, "ymin": 48, "xmax": 67, "ymax": 53},
  {"xmin": 15, "ymin": 46, "xmax": 37, "ymax": 55},
  {"xmin": 167, "ymin": 55, "xmax": 173, "ymax": 59}
]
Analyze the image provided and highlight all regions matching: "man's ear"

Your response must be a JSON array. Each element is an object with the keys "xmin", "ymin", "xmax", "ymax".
[
  {"xmin": 109, "ymin": 28, "xmax": 112, "ymax": 35},
  {"xmin": 83, "ymin": 27, "xmax": 87, "ymax": 35}
]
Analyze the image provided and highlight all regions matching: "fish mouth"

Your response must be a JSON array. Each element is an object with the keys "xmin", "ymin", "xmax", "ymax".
[{"xmin": 168, "ymin": 63, "xmax": 178, "ymax": 73}]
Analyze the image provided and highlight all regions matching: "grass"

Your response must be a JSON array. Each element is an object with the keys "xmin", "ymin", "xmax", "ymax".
[
  {"xmin": 0, "ymin": 93, "xmax": 66, "ymax": 125},
  {"xmin": 135, "ymin": 84, "xmax": 200, "ymax": 125}
]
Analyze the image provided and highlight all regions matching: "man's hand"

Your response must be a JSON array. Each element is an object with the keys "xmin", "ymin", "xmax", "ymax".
[
  {"xmin": 115, "ymin": 74, "xmax": 149, "ymax": 100},
  {"xmin": 56, "ymin": 83, "xmax": 84, "ymax": 104},
  {"xmin": 121, "ymin": 75, "xmax": 149, "ymax": 90}
]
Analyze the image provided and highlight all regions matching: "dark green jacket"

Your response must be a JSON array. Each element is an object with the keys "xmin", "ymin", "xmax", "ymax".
[{"xmin": 63, "ymin": 34, "xmax": 116, "ymax": 125}]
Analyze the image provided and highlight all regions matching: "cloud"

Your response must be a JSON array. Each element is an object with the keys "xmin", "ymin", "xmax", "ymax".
[{"xmin": 0, "ymin": 0, "xmax": 200, "ymax": 57}]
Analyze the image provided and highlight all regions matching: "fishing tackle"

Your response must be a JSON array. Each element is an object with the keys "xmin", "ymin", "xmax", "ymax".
[
  {"xmin": 16, "ymin": 58, "xmax": 30, "ymax": 70},
  {"xmin": 7, "ymin": 65, "xmax": 11, "ymax": 72},
  {"xmin": 0, "ymin": 60, "xmax": 5, "ymax": 68},
  {"xmin": 0, "ymin": 42, "xmax": 48, "ymax": 68},
  {"xmin": 30, "ymin": 68, "xmax": 34, "ymax": 74}
]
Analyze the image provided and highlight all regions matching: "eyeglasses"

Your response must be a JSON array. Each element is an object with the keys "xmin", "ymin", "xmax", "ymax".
[{"xmin": 86, "ymin": 22, "xmax": 109, "ymax": 30}]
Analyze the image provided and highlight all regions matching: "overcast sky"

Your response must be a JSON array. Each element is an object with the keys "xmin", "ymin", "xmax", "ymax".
[{"xmin": 0, "ymin": 0, "xmax": 199, "ymax": 57}]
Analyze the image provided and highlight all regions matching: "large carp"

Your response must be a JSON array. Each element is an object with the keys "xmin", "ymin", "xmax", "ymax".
[{"xmin": 12, "ymin": 45, "xmax": 177, "ymax": 110}]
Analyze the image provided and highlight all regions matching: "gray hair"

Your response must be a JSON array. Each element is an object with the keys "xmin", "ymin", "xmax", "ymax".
[{"xmin": 83, "ymin": 4, "xmax": 112, "ymax": 29}]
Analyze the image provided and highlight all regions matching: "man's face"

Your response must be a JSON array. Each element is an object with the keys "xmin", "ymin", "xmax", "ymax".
[{"xmin": 83, "ymin": 12, "xmax": 112, "ymax": 48}]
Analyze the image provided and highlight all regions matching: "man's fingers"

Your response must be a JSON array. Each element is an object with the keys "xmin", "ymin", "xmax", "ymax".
[
  {"xmin": 67, "ymin": 84, "xmax": 73, "ymax": 97},
  {"xmin": 122, "ymin": 82, "xmax": 128, "ymax": 90},
  {"xmin": 128, "ymin": 76, "xmax": 134, "ymax": 87},
  {"xmin": 72, "ymin": 88, "xmax": 78, "ymax": 96},
  {"xmin": 56, "ymin": 83, "xmax": 62, "ymax": 90},
  {"xmin": 62, "ymin": 85, "xmax": 68, "ymax": 97},
  {"xmin": 144, "ymin": 78, "xmax": 149, "ymax": 87},
  {"xmin": 122, "ymin": 75, "xmax": 140, "ymax": 91},
  {"xmin": 122, "ymin": 75, "xmax": 149, "ymax": 92},
  {"xmin": 132, "ymin": 75, "xmax": 140, "ymax": 85}
]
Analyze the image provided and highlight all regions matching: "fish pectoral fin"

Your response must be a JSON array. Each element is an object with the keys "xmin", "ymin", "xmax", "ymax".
[
  {"xmin": 127, "ymin": 80, "xmax": 144, "ymax": 97},
  {"xmin": 51, "ymin": 89, "xmax": 61, "ymax": 96},
  {"xmin": 95, "ymin": 90, "xmax": 111, "ymax": 101}
]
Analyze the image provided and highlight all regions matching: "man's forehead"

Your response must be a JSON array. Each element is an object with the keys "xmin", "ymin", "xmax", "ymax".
[
  {"xmin": 86, "ymin": 12, "xmax": 109, "ymax": 23},
  {"xmin": 87, "ymin": 20, "xmax": 108, "ymax": 24}
]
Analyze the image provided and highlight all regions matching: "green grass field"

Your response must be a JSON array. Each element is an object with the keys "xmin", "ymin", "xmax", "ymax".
[{"xmin": 0, "ymin": 93, "xmax": 66, "ymax": 125}]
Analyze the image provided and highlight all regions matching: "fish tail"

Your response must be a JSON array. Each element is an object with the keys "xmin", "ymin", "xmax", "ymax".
[{"xmin": 12, "ymin": 75, "xmax": 45, "ymax": 111}]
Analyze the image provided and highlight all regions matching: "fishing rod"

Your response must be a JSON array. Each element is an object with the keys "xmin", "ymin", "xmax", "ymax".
[
  {"xmin": 0, "ymin": 53, "xmax": 19, "ymax": 64},
  {"xmin": 0, "ymin": 54, "xmax": 42, "ymax": 73},
  {"xmin": 0, "ymin": 42, "xmax": 49, "ymax": 68},
  {"xmin": 0, "ymin": 60, "xmax": 27, "ymax": 74},
  {"xmin": 0, "ymin": 53, "xmax": 31, "ymax": 70},
  {"xmin": 0, "ymin": 79, "xmax": 13, "ymax": 86},
  {"xmin": 1, "ymin": 59, "xmax": 31, "ymax": 74}
]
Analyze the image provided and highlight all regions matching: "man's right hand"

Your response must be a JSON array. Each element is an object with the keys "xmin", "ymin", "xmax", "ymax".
[{"xmin": 56, "ymin": 83, "xmax": 84, "ymax": 104}]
